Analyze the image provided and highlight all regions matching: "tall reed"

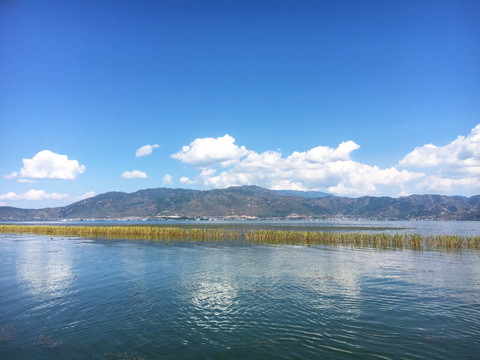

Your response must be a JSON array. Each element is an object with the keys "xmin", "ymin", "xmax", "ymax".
[{"xmin": 0, "ymin": 224, "xmax": 479, "ymax": 251}]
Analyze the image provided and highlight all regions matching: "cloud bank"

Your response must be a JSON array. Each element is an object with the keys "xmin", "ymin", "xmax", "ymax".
[
  {"xmin": 0, "ymin": 190, "xmax": 95, "ymax": 207},
  {"xmin": 0, "ymin": 189, "xmax": 68, "ymax": 201},
  {"xmin": 398, "ymin": 124, "xmax": 480, "ymax": 193},
  {"xmin": 172, "ymin": 125, "xmax": 480, "ymax": 196}
]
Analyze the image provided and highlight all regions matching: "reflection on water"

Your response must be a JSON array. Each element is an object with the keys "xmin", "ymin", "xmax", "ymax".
[
  {"xmin": 16, "ymin": 238, "xmax": 73, "ymax": 300},
  {"xmin": 0, "ymin": 234, "xmax": 479, "ymax": 359},
  {"xmin": 192, "ymin": 281, "xmax": 236, "ymax": 314},
  {"xmin": 190, "ymin": 280, "xmax": 237, "ymax": 332}
]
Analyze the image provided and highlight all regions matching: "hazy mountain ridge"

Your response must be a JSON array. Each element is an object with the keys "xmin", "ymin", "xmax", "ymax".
[{"xmin": 1, "ymin": 186, "xmax": 480, "ymax": 221}]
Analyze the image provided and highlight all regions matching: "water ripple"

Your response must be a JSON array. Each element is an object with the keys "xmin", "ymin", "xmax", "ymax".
[{"xmin": 0, "ymin": 236, "xmax": 479, "ymax": 359}]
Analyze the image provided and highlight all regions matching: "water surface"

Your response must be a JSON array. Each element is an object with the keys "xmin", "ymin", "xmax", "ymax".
[{"xmin": 1, "ymin": 232, "xmax": 479, "ymax": 359}]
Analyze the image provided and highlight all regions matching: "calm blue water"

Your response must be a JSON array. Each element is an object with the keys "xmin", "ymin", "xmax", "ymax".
[{"xmin": 1, "ymin": 227, "xmax": 480, "ymax": 359}]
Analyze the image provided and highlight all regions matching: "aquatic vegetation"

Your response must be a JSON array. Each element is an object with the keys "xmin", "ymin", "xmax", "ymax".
[
  {"xmin": 0, "ymin": 325, "xmax": 16, "ymax": 343},
  {"xmin": 34, "ymin": 335, "xmax": 62, "ymax": 348},
  {"xmin": 242, "ymin": 229, "xmax": 479, "ymax": 250},
  {"xmin": 0, "ymin": 225, "xmax": 240, "ymax": 242},
  {"xmin": 0, "ymin": 224, "xmax": 479, "ymax": 251},
  {"xmin": 105, "ymin": 352, "xmax": 146, "ymax": 360}
]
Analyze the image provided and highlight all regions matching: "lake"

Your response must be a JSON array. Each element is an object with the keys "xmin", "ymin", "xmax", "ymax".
[{"xmin": 1, "ymin": 221, "xmax": 479, "ymax": 359}]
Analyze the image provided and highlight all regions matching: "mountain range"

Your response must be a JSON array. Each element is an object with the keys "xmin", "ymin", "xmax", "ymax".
[{"xmin": 1, "ymin": 185, "xmax": 480, "ymax": 221}]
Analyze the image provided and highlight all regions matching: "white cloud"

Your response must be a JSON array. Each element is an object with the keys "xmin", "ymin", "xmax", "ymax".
[
  {"xmin": 0, "ymin": 190, "xmax": 94, "ymax": 207},
  {"xmin": 3, "ymin": 171, "xmax": 17, "ymax": 179},
  {"xmin": 198, "ymin": 154, "xmax": 423, "ymax": 196},
  {"xmin": 78, "ymin": 191, "xmax": 95, "ymax": 200},
  {"xmin": 416, "ymin": 175, "xmax": 480, "ymax": 193},
  {"xmin": 171, "ymin": 134, "xmax": 249, "ymax": 167},
  {"xmin": 17, "ymin": 179, "xmax": 37, "ymax": 183},
  {"xmin": 325, "ymin": 164, "xmax": 423, "ymax": 196},
  {"xmin": 162, "ymin": 174, "xmax": 173, "ymax": 185},
  {"xmin": 399, "ymin": 124, "xmax": 480, "ymax": 170},
  {"xmin": 398, "ymin": 124, "xmax": 480, "ymax": 194},
  {"xmin": 20, "ymin": 150, "xmax": 85, "ymax": 180},
  {"xmin": 171, "ymin": 125, "xmax": 480, "ymax": 197},
  {"xmin": 0, "ymin": 189, "xmax": 68, "ymax": 201},
  {"xmin": 122, "ymin": 170, "xmax": 148, "ymax": 179},
  {"xmin": 303, "ymin": 141, "xmax": 360, "ymax": 163},
  {"xmin": 136, "ymin": 144, "xmax": 160, "ymax": 157},
  {"xmin": 180, "ymin": 176, "xmax": 196, "ymax": 184},
  {"xmin": 173, "ymin": 136, "xmax": 423, "ymax": 196}
]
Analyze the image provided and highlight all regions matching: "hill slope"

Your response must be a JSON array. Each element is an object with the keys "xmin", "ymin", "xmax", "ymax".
[{"xmin": 1, "ymin": 186, "xmax": 480, "ymax": 221}]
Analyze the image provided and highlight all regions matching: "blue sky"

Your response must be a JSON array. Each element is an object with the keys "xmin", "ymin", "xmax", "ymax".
[{"xmin": 1, "ymin": 0, "xmax": 479, "ymax": 208}]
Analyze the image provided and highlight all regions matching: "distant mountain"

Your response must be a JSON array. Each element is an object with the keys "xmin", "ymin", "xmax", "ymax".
[{"xmin": 1, "ymin": 186, "xmax": 480, "ymax": 221}]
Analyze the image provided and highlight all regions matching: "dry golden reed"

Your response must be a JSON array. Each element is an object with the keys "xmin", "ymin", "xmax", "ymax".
[{"xmin": 0, "ymin": 224, "xmax": 479, "ymax": 250}]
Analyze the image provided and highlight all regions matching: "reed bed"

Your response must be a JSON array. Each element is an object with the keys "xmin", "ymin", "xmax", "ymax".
[
  {"xmin": 0, "ymin": 225, "xmax": 240, "ymax": 242},
  {"xmin": 1, "ymin": 225, "xmax": 479, "ymax": 251},
  {"xmin": 243, "ymin": 230, "xmax": 429, "ymax": 249}
]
